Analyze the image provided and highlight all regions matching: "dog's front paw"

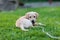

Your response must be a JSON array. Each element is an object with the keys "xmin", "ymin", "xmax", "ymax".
[{"xmin": 39, "ymin": 23, "xmax": 46, "ymax": 26}]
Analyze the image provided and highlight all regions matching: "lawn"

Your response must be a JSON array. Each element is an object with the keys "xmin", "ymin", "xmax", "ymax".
[{"xmin": 0, "ymin": 7, "xmax": 60, "ymax": 40}]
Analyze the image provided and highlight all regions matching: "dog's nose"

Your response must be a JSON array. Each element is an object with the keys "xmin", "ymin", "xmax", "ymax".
[
  {"xmin": 31, "ymin": 20, "xmax": 35, "ymax": 24},
  {"xmin": 31, "ymin": 20, "xmax": 35, "ymax": 26}
]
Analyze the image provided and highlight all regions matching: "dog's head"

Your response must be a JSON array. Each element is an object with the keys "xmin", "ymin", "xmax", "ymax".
[{"xmin": 25, "ymin": 11, "xmax": 39, "ymax": 26}]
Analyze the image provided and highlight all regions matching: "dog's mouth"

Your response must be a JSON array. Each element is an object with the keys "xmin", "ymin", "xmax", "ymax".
[{"xmin": 31, "ymin": 20, "xmax": 35, "ymax": 26}]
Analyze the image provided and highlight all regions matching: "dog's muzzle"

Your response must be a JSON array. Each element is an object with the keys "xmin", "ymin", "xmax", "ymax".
[{"xmin": 31, "ymin": 20, "xmax": 35, "ymax": 26}]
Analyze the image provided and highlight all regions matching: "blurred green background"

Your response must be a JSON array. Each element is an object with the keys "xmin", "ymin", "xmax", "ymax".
[{"xmin": 19, "ymin": 0, "xmax": 60, "ymax": 2}]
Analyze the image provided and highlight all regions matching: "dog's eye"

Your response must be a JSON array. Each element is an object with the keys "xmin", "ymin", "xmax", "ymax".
[
  {"xmin": 29, "ymin": 16, "xmax": 31, "ymax": 18},
  {"xmin": 34, "ymin": 16, "xmax": 35, "ymax": 18}
]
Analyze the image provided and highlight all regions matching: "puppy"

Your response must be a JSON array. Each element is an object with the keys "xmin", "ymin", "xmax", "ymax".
[
  {"xmin": 16, "ymin": 11, "xmax": 44, "ymax": 31},
  {"xmin": 16, "ymin": 16, "xmax": 33, "ymax": 31}
]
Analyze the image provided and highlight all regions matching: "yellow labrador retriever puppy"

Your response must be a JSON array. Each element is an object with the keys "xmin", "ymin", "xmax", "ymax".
[{"xmin": 16, "ymin": 11, "xmax": 44, "ymax": 31}]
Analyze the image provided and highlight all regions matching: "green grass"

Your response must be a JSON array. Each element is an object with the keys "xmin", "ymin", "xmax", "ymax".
[{"xmin": 0, "ymin": 7, "xmax": 60, "ymax": 40}]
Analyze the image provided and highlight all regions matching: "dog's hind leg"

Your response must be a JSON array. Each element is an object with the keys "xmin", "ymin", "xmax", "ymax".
[{"xmin": 20, "ymin": 25, "xmax": 28, "ymax": 31}]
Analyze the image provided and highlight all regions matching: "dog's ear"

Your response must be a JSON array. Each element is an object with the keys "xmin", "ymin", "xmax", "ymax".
[
  {"xmin": 35, "ymin": 12, "xmax": 39, "ymax": 19},
  {"xmin": 25, "ymin": 13, "xmax": 29, "ymax": 19}
]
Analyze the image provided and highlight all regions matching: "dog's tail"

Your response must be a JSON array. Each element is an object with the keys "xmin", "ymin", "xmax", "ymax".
[{"xmin": 15, "ymin": 20, "xmax": 20, "ymax": 27}]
